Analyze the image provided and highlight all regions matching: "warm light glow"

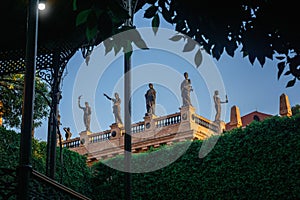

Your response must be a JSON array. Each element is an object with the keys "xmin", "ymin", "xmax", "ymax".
[{"xmin": 38, "ymin": 3, "xmax": 46, "ymax": 10}]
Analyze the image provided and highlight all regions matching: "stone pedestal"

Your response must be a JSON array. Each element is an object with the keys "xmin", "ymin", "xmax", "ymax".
[
  {"xmin": 179, "ymin": 105, "xmax": 196, "ymax": 132},
  {"xmin": 214, "ymin": 120, "xmax": 226, "ymax": 134},
  {"xmin": 143, "ymin": 113, "xmax": 157, "ymax": 131},
  {"xmin": 79, "ymin": 130, "xmax": 92, "ymax": 146},
  {"xmin": 110, "ymin": 123, "xmax": 124, "ymax": 139}
]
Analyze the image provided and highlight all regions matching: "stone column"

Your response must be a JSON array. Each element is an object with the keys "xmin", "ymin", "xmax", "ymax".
[
  {"xmin": 216, "ymin": 121, "xmax": 226, "ymax": 134},
  {"xmin": 79, "ymin": 130, "xmax": 92, "ymax": 146},
  {"xmin": 179, "ymin": 105, "xmax": 196, "ymax": 132},
  {"xmin": 140, "ymin": 114, "xmax": 157, "ymax": 140},
  {"xmin": 110, "ymin": 123, "xmax": 124, "ymax": 139},
  {"xmin": 143, "ymin": 113, "xmax": 157, "ymax": 132},
  {"xmin": 229, "ymin": 105, "xmax": 242, "ymax": 128},
  {"xmin": 109, "ymin": 123, "xmax": 124, "ymax": 147},
  {"xmin": 280, "ymin": 93, "xmax": 292, "ymax": 117}
]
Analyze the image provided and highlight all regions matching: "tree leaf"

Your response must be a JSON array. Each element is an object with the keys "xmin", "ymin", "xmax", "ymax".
[
  {"xmin": 212, "ymin": 45, "xmax": 222, "ymax": 60},
  {"xmin": 108, "ymin": 0, "xmax": 130, "ymax": 22},
  {"xmin": 73, "ymin": 0, "xmax": 77, "ymax": 11},
  {"xmin": 144, "ymin": 5, "xmax": 158, "ymax": 19},
  {"xmin": 277, "ymin": 61, "xmax": 285, "ymax": 80},
  {"xmin": 146, "ymin": 0, "xmax": 157, "ymax": 4},
  {"xmin": 134, "ymin": 39, "xmax": 149, "ymax": 50},
  {"xmin": 76, "ymin": 9, "xmax": 92, "ymax": 26},
  {"xmin": 169, "ymin": 34, "xmax": 183, "ymax": 41},
  {"xmin": 257, "ymin": 55, "xmax": 266, "ymax": 66},
  {"xmin": 113, "ymin": 42, "xmax": 121, "ymax": 56},
  {"xmin": 275, "ymin": 56, "xmax": 285, "ymax": 60},
  {"xmin": 127, "ymin": 29, "xmax": 149, "ymax": 50},
  {"xmin": 194, "ymin": 49, "xmax": 202, "ymax": 67},
  {"xmin": 98, "ymin": 12, "xmax": 113, "ymax": 39},
  {"xmin": 152, "ymin": 14, "xmax": 160, "ymax": 35},
  {"xmin": 248, "ymin": 54, "xmax": 255, "ymax": 65},
  {"xmin": 225, "ymin": 42, "xmax": 237, "ymax": 57},
  {"xmin": 286, "ymin": 78, "xmax": 296, "ymax": 88},
  {"xmin": 161, "ymin": 7, "xmax": 173, "ymax": 24},
  {"xmin": 284, "ymin": 70, "xmax": 291, "ymax": 76},
  {"xmin": 175, "ymin": 19, "xmax": 185, "ymax": 31},
  {"xmin": 183, "ymin": 38, "xmax": 196, "ymax": 52},
  {"xmin": 86, "ymin": 26, "xmax": 97, "ymax": 42},
  {"xmin": 103, "ymin": 39, "xmax": 113, "ymax": 55},
  {"xmin": 111, "ymin": 34, "xmax": 122, "ymax": 55},
  {"xmin": 86, "ymin": 10, "xmax": 98, "ymax": 29}
]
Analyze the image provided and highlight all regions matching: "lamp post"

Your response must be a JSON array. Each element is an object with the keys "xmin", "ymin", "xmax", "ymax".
[
  {"xmin": 18, "ymin": 0, "xmax": 39, "ymax": 199},
  {"xmin": 124, "ymin": 0, "xmax": 133, "ymax": 199}
]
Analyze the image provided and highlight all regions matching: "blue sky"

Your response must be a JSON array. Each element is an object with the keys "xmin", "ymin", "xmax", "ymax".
[{"xmin": 34, "ymin": 8, "xmax": 300, "ymax": 141}]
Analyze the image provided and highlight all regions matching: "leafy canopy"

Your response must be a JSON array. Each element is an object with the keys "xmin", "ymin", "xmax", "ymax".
[
  {"xmin": 0, "ymin": 74, "xmax": 50, "ymax": 129},
  {"xmin": 74, "ymin": 0, "xmax": 300, "ymax": 87}
]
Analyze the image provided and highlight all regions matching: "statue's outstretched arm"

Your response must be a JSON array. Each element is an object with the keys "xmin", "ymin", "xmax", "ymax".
[
  {"xmin": 104, "ymin": 93, "xmax": 112, "ymax": 101},
  {"xmin": 78, "ymin": 95, "xmax": 84, "ymax": 109}
]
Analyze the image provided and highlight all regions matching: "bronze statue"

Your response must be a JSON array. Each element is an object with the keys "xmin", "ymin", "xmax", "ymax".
[
  {"xmin": 78, "ymin": 95, "xmax": 91, "ymax": 131},
  {"xmin": 63, "ymin": 127, "xmax": 72, "ymax": 140},
  {"xmin": 145, "ymin": 83, "xmax": 156, "ymax": 115},
  {"xmin": 104, "ymin": 92, "xmax": 123, "ymax": 124}
]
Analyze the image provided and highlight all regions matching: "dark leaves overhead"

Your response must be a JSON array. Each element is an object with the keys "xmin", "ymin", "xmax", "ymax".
[
  {"xmin": 277, "ymin": 61, "xmax": 286, "ymax": 80},
  {"xmin": 1, "ymin": 0, "xmax": 300, "ymax": 88},
  {"xmin": 144, "ymin": 5, "xmax": 158, "ymax": 19},
  {"xmin": 152, "ymin": 14, "xmax": 160, "ymax": 35},
  {"xmin": 141, "ymin": 0, "xmax": 300, "ymax": 87}
]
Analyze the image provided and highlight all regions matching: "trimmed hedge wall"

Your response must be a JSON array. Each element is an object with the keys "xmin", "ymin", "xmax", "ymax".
[
  {"xmin": 1, "ymin": 114, "xmax": 300, "ymax": 199},
  {"xmin": 91, "ymin": 114, "xmax": 300, "ymax": 200},
  {"xmin": 0, "ymin": 127, "xmax": 93, "ymax": 197}
]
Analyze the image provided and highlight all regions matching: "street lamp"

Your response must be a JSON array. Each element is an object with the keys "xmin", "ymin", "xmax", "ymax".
[
  {"xmin": 18, "ymin": 0, "xmax": 40, "ymax": 199},
  {"xmin": 38, "ymin": 2, "xmax": 46, "ymax": 10},
  {"xmin": 124, "ymin": 1, "xmax": 133, "ymax": 199}
]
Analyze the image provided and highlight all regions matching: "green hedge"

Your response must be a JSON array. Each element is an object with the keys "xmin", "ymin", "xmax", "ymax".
[
  {"xmin": 1, "ymin": 114, "xmax": 300, "ymax": 199},
  {"xmin": 91, "ymin": 114, "xmax": 300, "ymax": 199},
  {"xmin": 0, "ymin": 127, "xmax": 92, "ymax": 197}
]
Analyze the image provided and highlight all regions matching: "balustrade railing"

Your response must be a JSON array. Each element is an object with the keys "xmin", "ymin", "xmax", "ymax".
[
  {"xmin": 62, "ymin": 138, "xmax": 80, "ymax": 148},
  {"xmin": 192, "ymin": 114, "xmax": 219, "ymax": 132},
  {"xmin": 89, "ymin": 131, "xmax": 111, "ymax": 143},
  {"xmin": 155, "ymin": 112, "xmax": 181, "ymax": 128},
  {"xmin": 131, "ymin": 121, "xmax": 145, "ymax": 134}
]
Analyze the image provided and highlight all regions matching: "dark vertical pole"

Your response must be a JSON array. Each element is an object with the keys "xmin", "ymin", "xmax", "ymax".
[
  {"xmin": 46, "ymin": 52, "xmax": 60, "ymax": 179},
  {"xmin": 18, "ymin": 0, "xmax": 38, "ymax": 199},
  {"xmin": 124, "ymin": 51, "xmax": 132, "ymax": 200},
  {"xmin": 50, "ymin": 53, "xmax": 60, "ymax": 179},
  {"xmin": 124, "ymin": 1, "xmax": 132, "ymax": 200}
]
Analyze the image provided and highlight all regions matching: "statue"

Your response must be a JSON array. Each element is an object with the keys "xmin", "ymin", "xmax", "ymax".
[
  {"xmin": 104, "ymin": 92, "xmax": 123, "ymax": 124},
  {"xmin": 63, "ymin": 127, "xmax": 72, "ymax": 140},
  {"xmin": 180, "ymin": 72, "xmax": 193, "ymax": 107},
  {"xmin": 213, "ymin": 90, "xmax": 228, "ymax": 122},
  {"xmin": 78, "ymin": 95, "xmax": 91, "ymax": 131},
  {"xmin": 145, "ymin": 83, "xmax": 156, "ymax": 115}
]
